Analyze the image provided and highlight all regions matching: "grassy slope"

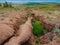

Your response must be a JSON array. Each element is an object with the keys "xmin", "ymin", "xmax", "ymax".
[{"xmin": 0, "ymin": 3, "xmax": 60, "ymax": 11}]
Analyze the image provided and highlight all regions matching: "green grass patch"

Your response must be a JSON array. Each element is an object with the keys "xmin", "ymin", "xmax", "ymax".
[{"xmin": 33, "ymin": 21, "xmax": 45, "ymax": 37}]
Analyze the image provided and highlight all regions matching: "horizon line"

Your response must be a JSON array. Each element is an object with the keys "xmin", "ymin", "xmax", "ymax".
[{"xmin": 0, "ymin": 1, "xmax": 60, "ymax": 3}]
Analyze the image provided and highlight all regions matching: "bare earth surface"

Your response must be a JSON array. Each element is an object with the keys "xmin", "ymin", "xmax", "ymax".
[{"xmin": 0, "ymin": 9, "xmax": 60, "ymax": 45}]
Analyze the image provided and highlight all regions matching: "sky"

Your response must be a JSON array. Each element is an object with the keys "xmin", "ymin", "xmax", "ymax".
[{"xmin": 0, "ymin": 0, "xmax": 60, "ymax": 3}]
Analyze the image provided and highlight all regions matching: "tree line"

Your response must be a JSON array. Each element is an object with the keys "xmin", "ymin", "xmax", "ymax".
[{"xmin": 0, "ymin": 2, "xmax": 12, "ymax": 8}]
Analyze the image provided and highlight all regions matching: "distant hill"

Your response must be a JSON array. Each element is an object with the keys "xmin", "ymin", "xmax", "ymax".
[{"xmin": 23, "ymin": 2, "xmax": 60, "ymax": 5}]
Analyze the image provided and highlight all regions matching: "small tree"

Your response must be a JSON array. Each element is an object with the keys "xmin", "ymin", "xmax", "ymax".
[
  {"xmin": 3, "ymin": 2, "xmax": 12, "ymax": 8},
  {"xmin": 0, "ymin": 4, "xmax": 1, "ymax": 6},
  {"xmin": 3, "ymin": 2, "xmax": 8, "ymax": 7}
]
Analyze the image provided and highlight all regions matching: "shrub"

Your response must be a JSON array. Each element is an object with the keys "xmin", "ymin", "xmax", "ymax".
[
  {"xmin": 48, "ymin": 12, "xmax": 52, "ymax": 14},
  {"xmin": 3, "ymin": 2, "xmax": 8, "ymax": 7},
  {"xmin": 53, "ymin": 26, "xmax": 60, "ymax": 36},
  {"xmin": 20, "ymin": 19, "xmax": 27, "ymax": 24},
  {"xmin": 33, "ymin": 21, "xmax": 44, "ymax": 37},
  {"xmin": 29, "ymin": 13, "xmax": 34, "ymax": 17},
  {"xmin": 0, "ymin": 4, "xmax": 1, "ymax": 6}
]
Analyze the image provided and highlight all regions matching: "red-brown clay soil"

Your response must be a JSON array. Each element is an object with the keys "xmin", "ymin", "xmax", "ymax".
[
  {"xmin": 4, "ymin": 17, "xmax": 33, "ymax": 45},
  {"xmin": 0, "ymin": 9, "xmax": 60, "ymax": 45}
]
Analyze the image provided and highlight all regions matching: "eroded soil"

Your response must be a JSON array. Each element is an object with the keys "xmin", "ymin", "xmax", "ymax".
[{"xmin": 0, "ymin": 9, "xmax": 60, "ymax": 45}]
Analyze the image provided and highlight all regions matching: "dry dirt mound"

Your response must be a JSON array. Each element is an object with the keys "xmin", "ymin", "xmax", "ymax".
[
  {"xmin": 4, "ymin": 17, "xmax": 33, "ymax": 45},
  {"xmin": 0, "ymin": 10, "xmax": 29, "ymax": 45},
  {"xmin": 0, "ymin": 24, "xmax": 14, "ymax": 44}
]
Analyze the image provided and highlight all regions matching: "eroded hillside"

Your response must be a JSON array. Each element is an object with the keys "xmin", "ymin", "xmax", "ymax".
[{"xmin": 0, "ymin": 3, "xmax": 60, "ymax": 45}]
